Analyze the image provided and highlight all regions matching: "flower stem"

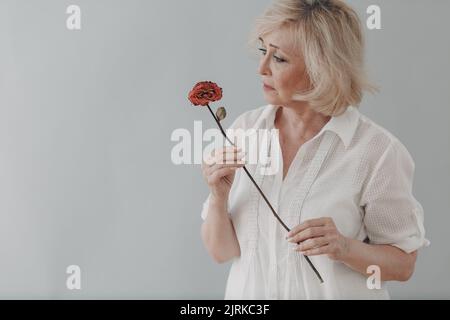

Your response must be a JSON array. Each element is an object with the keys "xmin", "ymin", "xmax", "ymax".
[{"xmin": 206, "ymin": 104, "xmax": 323, "ymax": 283}]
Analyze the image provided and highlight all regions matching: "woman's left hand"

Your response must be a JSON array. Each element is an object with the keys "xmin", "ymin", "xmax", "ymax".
[{"xmin": 286, "ymin": 217, "xmax": 350, "ymax": 261}]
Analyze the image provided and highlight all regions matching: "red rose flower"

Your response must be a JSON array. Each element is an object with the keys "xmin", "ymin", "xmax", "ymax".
[{"xmin": 188, "ymin": 81, "xmax": 223, "ymax": 106}]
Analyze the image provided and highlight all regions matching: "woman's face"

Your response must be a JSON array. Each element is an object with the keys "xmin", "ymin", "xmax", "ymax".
[{"xmin": 258, "ymin": 28, "xmax": 311, "ymax": 105}]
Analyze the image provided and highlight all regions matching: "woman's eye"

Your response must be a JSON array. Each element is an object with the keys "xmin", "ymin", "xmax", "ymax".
[{"xmin": 257, "ymin": 48, "xmax": 286, "ymax": 63}]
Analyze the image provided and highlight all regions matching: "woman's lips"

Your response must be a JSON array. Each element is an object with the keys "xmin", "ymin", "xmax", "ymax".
[{"xmin": 263, "ymin": 83, "xmax": 275, "ymax": 91}]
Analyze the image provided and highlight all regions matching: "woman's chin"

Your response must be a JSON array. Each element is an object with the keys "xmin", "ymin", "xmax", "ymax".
[
  {"xmin": 263, "ymin": 89, "xmax": 277, "ymax": 97},
  {"xmin": 263, "ymin": 92, "xmax": 283, "ymax": 105}
]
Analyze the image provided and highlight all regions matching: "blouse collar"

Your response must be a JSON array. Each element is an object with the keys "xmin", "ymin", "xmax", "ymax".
[{"xmin": 265, "ymin": 104, "xmax": 361, "ymax": 150}]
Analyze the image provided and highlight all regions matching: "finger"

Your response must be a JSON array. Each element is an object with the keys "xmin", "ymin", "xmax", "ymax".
[
  {"xmin": 287, "ymin": 226, "xmax": 330, "ymax": 244},
  {"xmin": 286, "ymin": 218, "xmax": 330, "ymax": 238},
  {"xmin": 207, "ymin": 162, "xmax": 245, "ymax": 176},
  {"xmin": 301, "ymin": 244, "xmax": 332, "ymax": 256},
  {"xmin": 203, "ymin": 155, "xmax": 212, "ymax": 167},
  {"xmin": 208, "ymin": 167, "xmax": 237, "ymax": 185},
  {"xmin": 212, "ymin": 146, "xmax": 242, "ymax": 157},
  {"xmin": 214, "ymin": 150, "xmax": 246, "ymax": 164},
  {"xmin": 204, "ymin": 147, "xmax": 242, "ymax": 166},
  {"xmin": 202, "ymin": 155, "xmax": 214, "ymax": 169},
  {"xmin": 205, "ymin": 151, "xmax": 235, "ymax": 166},
  {"xmin": 294, "ymin": 236, "xmax": 330, "ymax": 252}
]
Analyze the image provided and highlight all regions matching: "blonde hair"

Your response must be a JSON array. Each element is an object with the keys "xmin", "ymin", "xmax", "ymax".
[{"xmin": 247, "ymin": 0, "xmax": 378, "ymax": 116}]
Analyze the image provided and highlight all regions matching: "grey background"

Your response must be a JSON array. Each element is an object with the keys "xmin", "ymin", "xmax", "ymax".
[{"xmin": 0, "ymin": 0, "xmax": 448, "ymax": 299}]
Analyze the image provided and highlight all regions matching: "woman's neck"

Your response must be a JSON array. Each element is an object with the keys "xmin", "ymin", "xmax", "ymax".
[{"xmin": 275, "ymin": 103, "xmax": 331, "ymax": 141}]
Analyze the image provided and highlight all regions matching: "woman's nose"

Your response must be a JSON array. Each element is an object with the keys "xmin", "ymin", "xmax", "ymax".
[{"xmin": 258, "ymin": 56, "xmax": 271, "ymax": 76}]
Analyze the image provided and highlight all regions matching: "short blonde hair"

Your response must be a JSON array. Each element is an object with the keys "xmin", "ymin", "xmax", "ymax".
[{"xmin": 248, "ymin": 0, "xmax": 378, "ymax": 116}]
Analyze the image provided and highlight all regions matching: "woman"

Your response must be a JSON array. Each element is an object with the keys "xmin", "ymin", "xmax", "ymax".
[{"xmin": 200, "ymin": 0, "xmax": 429, "ymax": 299}]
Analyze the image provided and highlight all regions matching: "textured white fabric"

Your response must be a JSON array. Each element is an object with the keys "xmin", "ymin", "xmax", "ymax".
[{"xmin": 200, "ymin": 104, "xmax": 429, "ymax": 299}]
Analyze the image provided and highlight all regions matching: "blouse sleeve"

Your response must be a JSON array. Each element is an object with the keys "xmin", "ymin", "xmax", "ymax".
[{"xmin": 360, "ymin": 139, "xmax": 430, "ymax": 253}]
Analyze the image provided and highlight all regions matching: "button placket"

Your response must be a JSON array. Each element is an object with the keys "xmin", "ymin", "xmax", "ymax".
[
  {"xmin": 269, "ymin": 173, "xmax": 282, "ymax": 299},
  {"xmin": 259, "ymin": 131, "xmax": 280, "ymax": 299},
  {"xmin": 284, "ymin": 132, "xmax": 338, "ymax": 290}
]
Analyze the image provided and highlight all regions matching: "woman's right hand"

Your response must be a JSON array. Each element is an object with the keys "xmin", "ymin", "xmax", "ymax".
[{"xmin": 201, "ymin": 146, "xmax": 246, "ymax": 202}]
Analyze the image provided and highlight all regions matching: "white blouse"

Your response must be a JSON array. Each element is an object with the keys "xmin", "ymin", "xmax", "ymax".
[{"xmin": 200, "ymin": 104, "xmax": 430, "ymax": 299}]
